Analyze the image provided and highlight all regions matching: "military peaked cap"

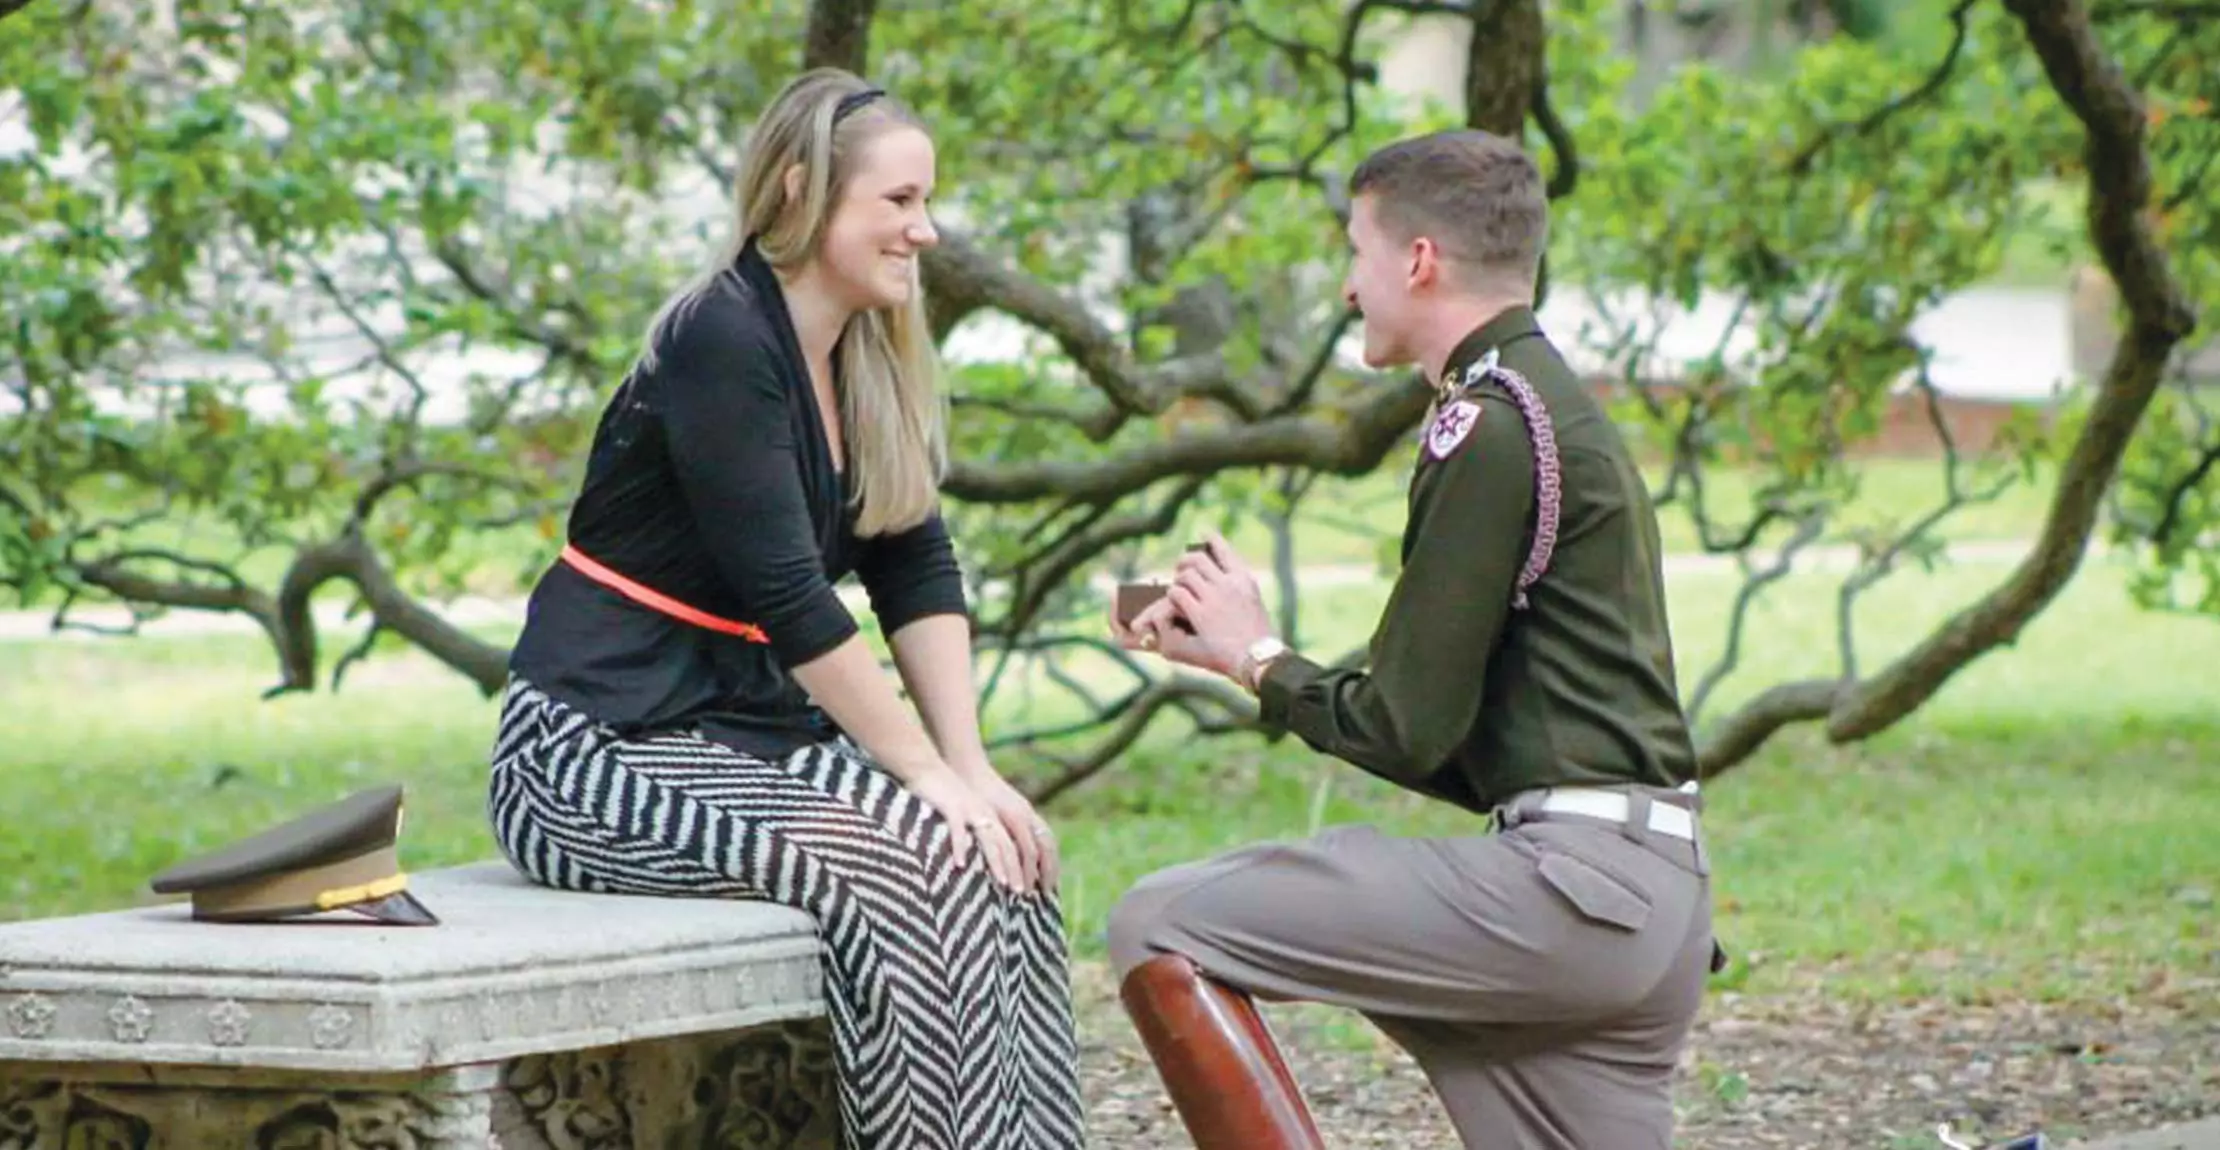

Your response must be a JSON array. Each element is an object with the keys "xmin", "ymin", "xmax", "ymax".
[{"xmin": 148, "ymin": 785, "xmax": 438, "ymax": 926}]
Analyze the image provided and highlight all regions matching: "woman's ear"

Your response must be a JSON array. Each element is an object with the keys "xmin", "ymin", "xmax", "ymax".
[{"xmin": 782, "ymin": 162, "xmax": 805, "ymax": 207}]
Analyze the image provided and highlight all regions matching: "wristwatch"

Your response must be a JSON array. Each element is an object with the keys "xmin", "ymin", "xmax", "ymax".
[{"xmin": 1238, "ymin": 636, "xmax": 1291, "ymax": 694}]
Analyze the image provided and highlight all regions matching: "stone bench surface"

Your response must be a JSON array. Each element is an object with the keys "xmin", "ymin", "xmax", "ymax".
[{"xmin": 0, "ymin": 862, "xmax": 826, "ymax": 1074}]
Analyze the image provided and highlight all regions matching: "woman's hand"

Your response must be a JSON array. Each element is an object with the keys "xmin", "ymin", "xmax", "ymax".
[
  {"xmin": 967, "ymin": 769, "xmax": 1059, "ymax": 893},
  {"xmin": 906, "ymin": 767, "xmax": 1026, "ymax": 893}
]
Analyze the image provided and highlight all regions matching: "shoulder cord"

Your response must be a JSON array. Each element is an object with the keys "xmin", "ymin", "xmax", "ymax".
[{"xmin": 1460, "ymin": 357, "xmax": 1562, "ymax": 610}]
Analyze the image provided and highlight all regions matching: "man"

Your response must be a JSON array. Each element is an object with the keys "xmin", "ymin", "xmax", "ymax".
[{"xmin": 1109, "ymin": 129, "xmax": 1718, "ymax": 1150}]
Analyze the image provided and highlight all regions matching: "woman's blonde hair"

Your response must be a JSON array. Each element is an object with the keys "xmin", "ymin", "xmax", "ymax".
[{"xmin": 637, "ymin": 68, "xmax": 945, "ymax": 537}]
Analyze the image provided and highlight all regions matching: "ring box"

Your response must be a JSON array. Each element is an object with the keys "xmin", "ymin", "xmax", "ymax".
[
  {"xmin": 1115, "ymin": 543, "xmax": 1210, "ymax": 632},
  {"xmin": 1114, "ymin": 582, "xmax": 1169, "ymax": 628}
]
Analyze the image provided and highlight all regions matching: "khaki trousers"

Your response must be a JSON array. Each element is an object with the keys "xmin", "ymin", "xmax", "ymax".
[{"xmin": 1108, "ymin": 788, "xmax": 1715, "ymax": 1150}]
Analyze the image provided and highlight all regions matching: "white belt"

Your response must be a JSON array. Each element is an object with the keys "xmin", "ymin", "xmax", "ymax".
[{"xmin": 1529, "ymin": 787, "xmax": 1698, "ymax": 841}]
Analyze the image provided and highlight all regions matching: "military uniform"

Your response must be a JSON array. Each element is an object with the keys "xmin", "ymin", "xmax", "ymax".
[{"xmin": 1110, "ymin": 307, "xmax": 1716, "ymax": 1150}]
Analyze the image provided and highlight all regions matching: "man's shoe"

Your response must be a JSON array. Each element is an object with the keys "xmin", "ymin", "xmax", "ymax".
[
  {"xmin": 1940, "ymin": 1124, "xmax": 2047, "ymax": 1149},
  {"xmin": 1119, "ymin": 954, "xmax": 1326, "ymax": 1150}
]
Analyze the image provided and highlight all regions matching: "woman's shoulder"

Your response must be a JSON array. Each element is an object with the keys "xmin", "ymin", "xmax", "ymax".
[{"xmin": 653, "ymin": 270, "xmax": 784, "ymax": 371}]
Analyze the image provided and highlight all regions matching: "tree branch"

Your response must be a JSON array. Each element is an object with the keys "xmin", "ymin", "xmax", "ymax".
[
  {"xmin": 1694, "ymin": 680, "xmax": 1846, "ymax": 778},
  {"xmin": 273, "ymin": 531, "xmax": 508, "ymax": 699},
  {"xmin": 1268, "ymin": 468, "xmax": 1318, "ymax": 647},
  {"xmin": 1365, "ymin": 0, "xmax": 1478, "ymax": 16},
  {"xmin": 70, "ymin": 530, "xmax": 509, "ymax": 699},
  {"xmin": 2093, "ymin": 1, "xmax": 2220, "ymax": 19},
  {"xmin": 1825, "ymin": 0, "xmax": 2198, "ymax": 737},
  {"xmin": 979, "ymin": 632, "xmax": 1151, "ymax": 717},
  {"xmin": 294, "ymin": 248, "xmax": 433, "ymax": 427},
  {"xmin": 803, "ymin": 0, "xmax": 876, "ymax": 73},
  {"xmin": 348, "ymin": 460, "xmax": 536, "ymax": 533},
  {"xmin": 2161, "ymin": 135, "xmax": 2219, "ymax": 213},
  {"xmin": 1830, "ymin": 365, "xmax": 2018, "ymax": 683},
  {"xmin": 1532, "ymin": 68, "xmax": 1579, "ymax": 200},
  {"xmin": 987, "ymin": 477, "xmax": 1210, "ymax": 642},
  {"xmin": 1022, "ymin": 676, "xmax": 1257, "ymax": 806},
  {"xmin": 330, "ymin": 621, "xmax": 384, "ymax": 691},
  {"xmin": 1695, "ymin": 0, "xmax": 2202, "ymax": 773},
  {"xmin": 429, "ymin": 238, "xmax": 594, "ymax": 371},
  {"xmin": 70, "ymin": 551, "xmax": 297, "ymax": 684},
  {"xmin": 2151, "ymin": 436, "xmax": 2220, "ymax": 546},
  {"xmin": 1787, "ymin": 0, "xmax": 1981, "ymax": 175},
  {"xmin": 944, "ymin": 380, "xmax": 1430, "ymax": 503},
  {"xmin": 921, "ymin": 226, "xmax": 1233, "ymax": 435},
  {"xmin": 1687, "ymin": 514, "xmax": 1827, "ymax": 724}
]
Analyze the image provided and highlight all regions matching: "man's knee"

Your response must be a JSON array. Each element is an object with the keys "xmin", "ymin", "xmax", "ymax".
[
  {"xmin": 1106, "ymin": 840, "xmax": 1325, "ymax": 980},
  {"xmin": 1106, "ymin": 877, "xmax": 1186, "ymax": 978}
]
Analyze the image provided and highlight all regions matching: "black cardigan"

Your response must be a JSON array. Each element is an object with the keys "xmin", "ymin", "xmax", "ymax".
[{"xmin": 508, "ymin": 242, "xmax": 967, "ymax": 757}]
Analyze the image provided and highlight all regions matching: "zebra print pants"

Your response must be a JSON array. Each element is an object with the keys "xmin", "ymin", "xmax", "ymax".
[{"xmin": 486, "ymin": 677, "xmax": 1088, "ymax": 1150}]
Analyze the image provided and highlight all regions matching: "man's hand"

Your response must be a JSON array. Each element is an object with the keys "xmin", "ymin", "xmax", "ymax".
[{"xmin": 1114, "ymin": 531, "xmax": 1275, "ymax": 683}]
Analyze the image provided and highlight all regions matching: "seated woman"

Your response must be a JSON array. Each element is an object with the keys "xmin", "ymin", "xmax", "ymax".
[{"xmin": 486, "ymin": 67, "xmax": 1085, "ymax": 1150}]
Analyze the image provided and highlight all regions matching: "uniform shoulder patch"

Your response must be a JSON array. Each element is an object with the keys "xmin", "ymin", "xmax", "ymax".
[
  {"xmin": 1424, "ymin": 398, "xmax": 1483, "ymax": 460},
  {"xmin": 1422, "ymin": 347, "xmax": 1504, "ymax": 461}
]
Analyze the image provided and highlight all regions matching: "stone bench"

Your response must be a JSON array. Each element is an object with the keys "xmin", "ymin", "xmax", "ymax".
[{"xmin": 0, "ymin": 861, "xmax": 837, "ymax": 1148}]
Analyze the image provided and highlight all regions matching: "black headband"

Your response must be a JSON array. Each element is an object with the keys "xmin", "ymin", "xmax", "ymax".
[{"xmin": 833, "ymin": 88, "xmax": 885, "ymax": 125}]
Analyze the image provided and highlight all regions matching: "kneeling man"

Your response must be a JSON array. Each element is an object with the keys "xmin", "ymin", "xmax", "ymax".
[{"xmin": 1111, "ymin": 128, "xmax": 1720, "ymax": 1150}]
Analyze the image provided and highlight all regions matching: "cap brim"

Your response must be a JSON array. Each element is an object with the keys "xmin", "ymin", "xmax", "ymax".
[{"xmin": 346, "ymin": 889, "xmax": 439, "ymax": 926}]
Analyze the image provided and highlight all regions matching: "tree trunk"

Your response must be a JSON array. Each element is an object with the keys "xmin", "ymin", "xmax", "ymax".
[
  {"xmin": 803, "ymin": 0, "xmax": 877, "ymax": 75},
  {"xmin": 1466, "ymin": 0, "xmax": 1542, "ymax": 135}
]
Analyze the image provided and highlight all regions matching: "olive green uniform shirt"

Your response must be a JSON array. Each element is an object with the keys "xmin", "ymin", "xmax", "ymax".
[{"xmin": 1257, "ymin": 307, "xmax": 1697, "ymax": 814}]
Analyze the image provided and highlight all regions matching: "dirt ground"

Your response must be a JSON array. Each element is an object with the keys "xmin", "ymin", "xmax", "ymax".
[{"xmin": 1069, "ymin": 961, "xmax": 2220, "ymax": 1148}]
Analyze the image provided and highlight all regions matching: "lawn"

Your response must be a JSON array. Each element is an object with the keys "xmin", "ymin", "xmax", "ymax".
[{"xmin": 4, "ymin": 548, "xmax": 2212, "ymax": 1013}]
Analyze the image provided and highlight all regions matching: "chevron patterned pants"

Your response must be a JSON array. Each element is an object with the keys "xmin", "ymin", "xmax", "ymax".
[{"xmin": 487, "ymin": 677, "xmax": 1087, "ymax": 1150}]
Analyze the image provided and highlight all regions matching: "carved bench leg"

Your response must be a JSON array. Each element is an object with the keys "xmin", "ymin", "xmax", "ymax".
[
  {"xmin": 0, "ymin": 1017, "xmax": 837, "ymax": 1150},
  {"xmin": 491, "ymin": 1018, "xmax": 839, "ymax": 1150},
  {"xmin": 0, "ymin": 1062, "xmax": 498, "ymax": 1148}
]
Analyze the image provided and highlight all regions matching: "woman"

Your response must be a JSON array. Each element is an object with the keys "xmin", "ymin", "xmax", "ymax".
[{"xmin": 487, "ymin": 68, "xmax": 1086, "ymax": 1150}]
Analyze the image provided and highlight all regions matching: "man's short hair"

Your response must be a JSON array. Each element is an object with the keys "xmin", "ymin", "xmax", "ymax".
[{"xmin": 1349, "ymin": 130, "xmax": 1547, "ymax": 288}]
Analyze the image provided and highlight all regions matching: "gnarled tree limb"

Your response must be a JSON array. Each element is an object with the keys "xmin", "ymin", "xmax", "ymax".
[
  {"xmin": 271, "ymin": 531, "xmax": 506, "ymax": 699},
  {"xmin": 72, "ymin": 552, "xmax": 293, "ymax": 678},
  {"xmin": 945, "ymin": 381, "xmax": 1432, "ymax": 503},
  {"xmin": 1696, "ymin": 0, "xmax": 2200, "ymax": 770}
]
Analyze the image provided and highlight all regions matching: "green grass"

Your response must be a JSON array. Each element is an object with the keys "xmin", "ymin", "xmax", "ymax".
[{"xmin": 5, "ymin": 552, "xmax": 2213, "ymax": 1012}]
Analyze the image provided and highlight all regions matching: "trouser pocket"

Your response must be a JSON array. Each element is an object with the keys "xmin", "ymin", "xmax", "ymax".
[{"xmin": 1535, "ymin": 850, "xmax": 1652, "ymax": 932}]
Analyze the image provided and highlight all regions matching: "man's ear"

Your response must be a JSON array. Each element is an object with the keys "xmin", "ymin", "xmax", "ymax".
[{"xmin": 1407, "ymin": 236, "xmax": 1441, "ymax": 290}]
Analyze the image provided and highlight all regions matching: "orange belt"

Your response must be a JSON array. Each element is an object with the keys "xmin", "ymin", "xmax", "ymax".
[{"xmin": 559, "ymin": 544, "xmax": 769, "ymax": 644}]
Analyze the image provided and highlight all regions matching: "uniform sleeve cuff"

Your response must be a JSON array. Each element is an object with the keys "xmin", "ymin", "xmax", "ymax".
[{"xmin": 1255, "ymin": 651, "xmax": 1323, "ymax": 728}]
